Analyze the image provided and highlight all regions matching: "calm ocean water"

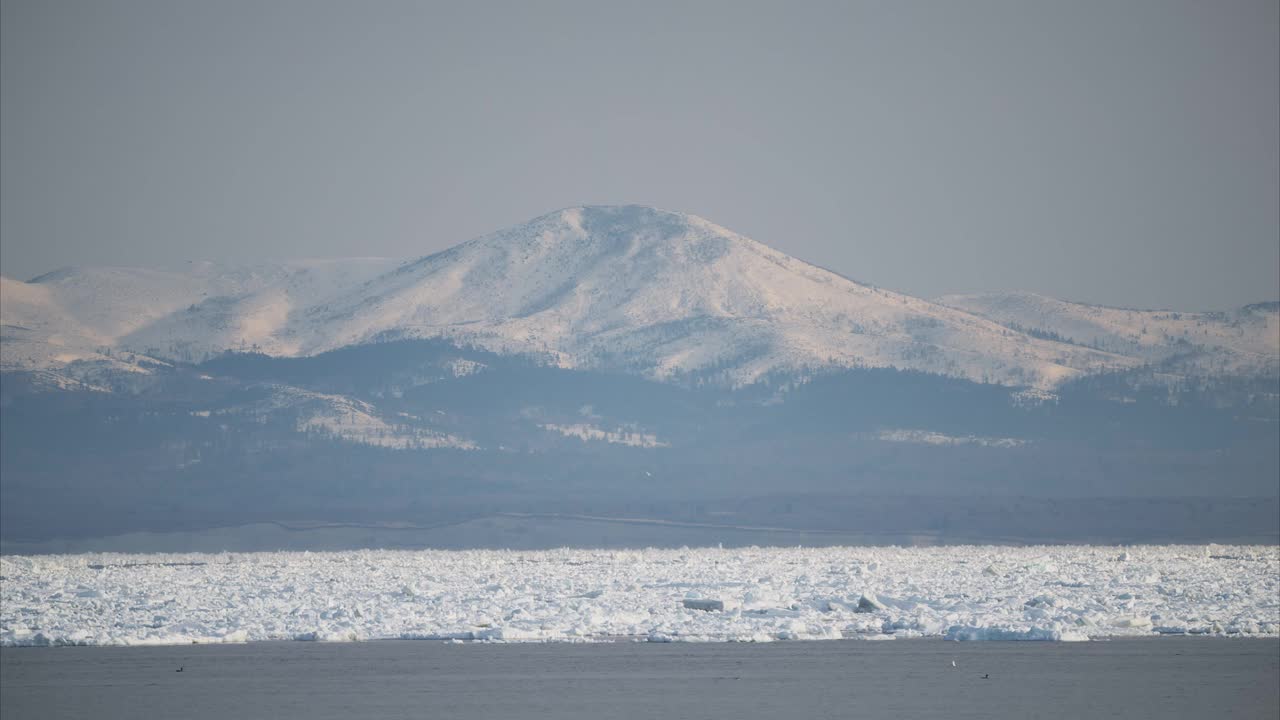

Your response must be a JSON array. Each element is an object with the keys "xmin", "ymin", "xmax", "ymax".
[{"xmin": 3, "ymin": 637, "xmax": 1277, "ymax": 719}]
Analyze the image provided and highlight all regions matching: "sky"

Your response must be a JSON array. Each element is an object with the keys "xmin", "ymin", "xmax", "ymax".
[{"xmin": 1, "ymin": 0, "xmax": 1276, "ymax": 310}]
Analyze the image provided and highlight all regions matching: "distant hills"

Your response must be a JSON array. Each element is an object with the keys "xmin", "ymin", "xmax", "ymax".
[
  {"xmin": 1, "ymin": 206, "xmax": 1276, "ymax": 551},
  {"xmin": 7, "ymin": 205, "xmax": 1273, "ymax": 390},
  {"xmin": 938, "ymin": 291, "xmax": 1278, "ymax": 379}
]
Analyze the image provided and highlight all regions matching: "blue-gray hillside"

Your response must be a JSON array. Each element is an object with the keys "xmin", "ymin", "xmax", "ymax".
[{"xmin": 2, "ymin": 339, "xmax": 1275, "ymax": 550}]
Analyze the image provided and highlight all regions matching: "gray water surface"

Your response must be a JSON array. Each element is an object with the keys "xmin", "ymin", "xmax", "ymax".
[{"xmin": 3, "ymin": 638, "xmax": 1277, "ymax": 719}]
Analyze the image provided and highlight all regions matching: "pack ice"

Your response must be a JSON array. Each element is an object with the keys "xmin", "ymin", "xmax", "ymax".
[{"xmin": 2, "ymin": 545, "xmax": 1276, "ymax": 647}]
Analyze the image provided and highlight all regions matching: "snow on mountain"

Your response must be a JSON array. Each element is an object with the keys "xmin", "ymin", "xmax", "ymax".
[
  {"xmin": 1, "ymin": 275, "xmax": 95, "ymax": 370},
  {"xmin": 937, "ymin": 292, "xmax": 1279, "ymax": 378},
  {"xmin": 285, "ymin": 206, "xmax": 1133, "ymax": 387},
  {"xmin": 0, "ymin": 274, "xmax": 159, "ymax": 382},
  {"xmin": 1, "ymin": 259, "xmax": 397, "ymax": 372},
  {"xmin": 16, "ymin": 205, "xmax": 1259, "ymax": 390},
  {"xmin": 541, "ymin": 422, "xmax": 669, "ymax": 448},
  {"xmin": 194, "ymin": 383, "xmax": 476, "ymax": 450},
  {"xmin": 119, "ymin": 258, "xmax": 401, "ymax": 361}
]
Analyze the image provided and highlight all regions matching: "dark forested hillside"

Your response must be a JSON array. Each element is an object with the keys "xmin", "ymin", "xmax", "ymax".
[{"xmin": 2, "ymin": 340, "xmax": 1276, "ymax": 551}]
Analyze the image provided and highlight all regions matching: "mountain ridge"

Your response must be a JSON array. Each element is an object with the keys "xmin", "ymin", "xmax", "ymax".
[
  {"xmin": 938, "ymin": 290, "xmax": 1279, "ymax": 379},
  {"xmin": 3, "ymin": 205, "xmax": 1274, "ymax": 389}
]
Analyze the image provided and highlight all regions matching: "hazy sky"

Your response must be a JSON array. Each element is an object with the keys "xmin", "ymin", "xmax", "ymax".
[{"xmin": 2, "ymin": 0, "xmax": 1276, "ymax": 310}]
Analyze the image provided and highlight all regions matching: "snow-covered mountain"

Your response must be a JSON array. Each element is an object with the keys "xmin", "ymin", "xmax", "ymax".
[
  {"xmin": 276, "ymin": 206, "xmax": 1138, "ymax": 387},
  {"xmin": 5, "ymin": 212, "xmax": 1279, "ymax": 550},
  {"xmin": 937, "ymin": 292, "xmax": 1279, "ymax": 379},
  {"xmin": 1, "ymin": 259, "xmax": 397, "ymax": 372},
  {"xmin": 3, "ymin": 206, "xmax": 1273, "ymax": 389}
]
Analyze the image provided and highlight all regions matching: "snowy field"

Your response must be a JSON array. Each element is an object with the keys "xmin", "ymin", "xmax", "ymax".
[{"xmin": 2, "ymin": 545, "xmax": 1276, "ymax": 647}]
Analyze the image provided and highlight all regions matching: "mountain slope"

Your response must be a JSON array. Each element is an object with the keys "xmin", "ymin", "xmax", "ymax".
[
  {"xmin": 14, "ymin": 205, "xmax": 1260, "ymax": 389},
  {"xmin": 1, "ymin": 259, "xmax": 398, "ymax": 371},
  {"xmin": 286, "ymin": 206, "xmax": 1132, "ymax": 387},
  {"xmin": 120, "ymin": 258, "xmax": 401, "ymax": 361},
  {"xmin": 937, "ymin": 291, "xmax": 1279, "ymax": 378}
]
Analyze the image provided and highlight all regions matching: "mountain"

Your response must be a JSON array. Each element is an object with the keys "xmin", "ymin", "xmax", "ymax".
[
  {"xmin": 1, "ymin": 259, "xmax": 398, "ymax": 376},
  {"xmin": 282, "ymin": 206, "xmax": 1144, "ymax": 388},
  {"xmin": 3, "ymin": 206, "xmax": 1277, "ymax": 550},
  {"xmin": 4, "ymin": 205, "xmax": 1152, "ymax": 389},
  {"xmin": 937, "ymin": 292, "xmax": 1279, "ymax": 379}
]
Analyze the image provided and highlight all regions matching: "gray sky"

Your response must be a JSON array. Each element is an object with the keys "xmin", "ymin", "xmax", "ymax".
[{"xmin": 2, "ymin": 0, "xmax": 1276, "ymax": 310}]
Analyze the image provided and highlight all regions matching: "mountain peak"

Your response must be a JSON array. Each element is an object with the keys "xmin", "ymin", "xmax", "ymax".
[
  {"xmin": 12, "ymin": 206, "xmax": 1237, "ymax": 389},
  {"xmin": 545, "ymin": 204, "xmax": 693, "ymax": 224},
  {"xmin": 484, "ymin": 204, "xmax": 748, "ymax": 256},
  {"xmin": 270, "ymin": 207, "xmax": 1136, "ymax": 387}
]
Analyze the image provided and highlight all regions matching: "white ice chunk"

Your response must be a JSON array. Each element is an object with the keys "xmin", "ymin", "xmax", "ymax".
[
  {"xmin": 856, "ymin": 593, "xmax": 887, "ymax": 612},
  {"xmin": 946, "ymin": 624, "xmax": 1090, "ymax": 642},
  {"xmin": 1, "ymin": 545, "xmax": 1274, "ymax": 647}
]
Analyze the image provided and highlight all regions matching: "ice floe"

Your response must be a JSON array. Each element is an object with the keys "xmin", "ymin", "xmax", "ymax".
[{"xmin": 1, "ymin": 545, "xmax": 1276, "ymax": 647}]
